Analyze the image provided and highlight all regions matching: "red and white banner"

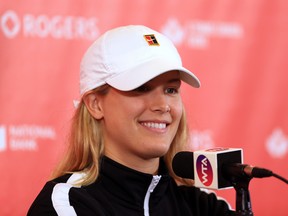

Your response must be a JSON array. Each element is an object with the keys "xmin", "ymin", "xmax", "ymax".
[{"xmin": 1, "ymin": 1, "xmax": 287, "ymax": 215}]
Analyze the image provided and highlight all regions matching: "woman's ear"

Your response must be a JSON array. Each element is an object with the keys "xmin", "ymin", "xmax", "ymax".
[{"xmin": 83, "ymin": 92, "xmax": 104, "ymax": 120}]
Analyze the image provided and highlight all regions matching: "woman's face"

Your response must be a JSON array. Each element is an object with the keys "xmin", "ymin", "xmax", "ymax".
[{"xmin": 95, "ymin": 70, "xmax": 183, "ymax": 170}]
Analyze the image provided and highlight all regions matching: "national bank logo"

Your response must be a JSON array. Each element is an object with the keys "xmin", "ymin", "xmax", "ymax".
[
  {"xmin": 196, "ymin": 155, "xmax": 213, "ymax": 186},
  {"xmin": 0, "ymin": 125, "xmax": 7, "ymax": 151},
  {"xmin": 0, "ymin": 124, "xmax": 56, "ymax": 152}
]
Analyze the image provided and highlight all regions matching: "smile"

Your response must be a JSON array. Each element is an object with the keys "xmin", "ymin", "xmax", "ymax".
[{"xmin": 141, "ymin": 122, "xmax": 167, "ymax": 129}]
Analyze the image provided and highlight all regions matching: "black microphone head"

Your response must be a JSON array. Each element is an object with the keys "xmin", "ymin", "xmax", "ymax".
[{"xmin": 172, "ymin": 151, "xmax": 194, "ymax": 179}]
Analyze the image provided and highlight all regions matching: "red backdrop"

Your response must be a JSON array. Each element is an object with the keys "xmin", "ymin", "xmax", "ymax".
[{"xmin": 1, "ymin": 1, "xmax": 287, "ymax": 215}]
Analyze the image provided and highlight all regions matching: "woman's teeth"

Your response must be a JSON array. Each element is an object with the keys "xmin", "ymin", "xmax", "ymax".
[{"xmin": 141, "ymin": 122, "xmax": 167, "ymax": 129}]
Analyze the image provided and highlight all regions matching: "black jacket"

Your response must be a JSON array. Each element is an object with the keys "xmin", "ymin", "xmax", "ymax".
[{"xmin": 27, "ymin": 157, "xmax": 233, "ymax": 215}]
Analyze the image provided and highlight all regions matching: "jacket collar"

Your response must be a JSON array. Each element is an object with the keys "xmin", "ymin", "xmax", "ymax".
[{"xmin": 97, "ymin": 156, "xmax": 172, "ymax": 207}]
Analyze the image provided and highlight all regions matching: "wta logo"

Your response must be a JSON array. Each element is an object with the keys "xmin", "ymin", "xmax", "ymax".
[{"xmin": 196, "ymin": 155, "xmax": 213, "ymax": 186}]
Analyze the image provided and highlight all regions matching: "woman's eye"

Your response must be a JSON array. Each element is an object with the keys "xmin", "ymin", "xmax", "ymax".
[{"xmin": 165, "ymin": 87, "xmax": 178, "ymax": 94}]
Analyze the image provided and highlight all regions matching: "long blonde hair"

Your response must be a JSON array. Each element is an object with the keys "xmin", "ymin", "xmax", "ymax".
[{"xmin": 51, "ymin": 86, "xmax": 191, "ymax": 186}]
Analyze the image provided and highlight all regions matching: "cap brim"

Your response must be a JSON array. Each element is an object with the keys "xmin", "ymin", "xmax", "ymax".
[{"xmin": 106, "ymin": 58, "xmax": 200, "ymax": 91}]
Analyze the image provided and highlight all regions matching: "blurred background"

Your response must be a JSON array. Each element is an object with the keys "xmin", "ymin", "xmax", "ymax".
[{"xmin": 0, "ymin": 0, "xmax": 287, "ymax": 215}]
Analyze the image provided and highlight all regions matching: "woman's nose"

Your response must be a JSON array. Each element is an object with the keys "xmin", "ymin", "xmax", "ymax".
[{"xmin": 149, "ymin": 92, "xmax": 171, "ymax": 113}]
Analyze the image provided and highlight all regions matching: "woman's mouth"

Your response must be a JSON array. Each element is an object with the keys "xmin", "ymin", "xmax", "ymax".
[{"xmin": 140, "ymin": 122, "xmax": 168, "ymax": 129}]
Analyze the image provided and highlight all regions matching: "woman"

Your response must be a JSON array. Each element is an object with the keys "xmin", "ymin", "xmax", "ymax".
[{"xmin": 28, "ymin": 25, "xmax": 233, "ymax": 215}]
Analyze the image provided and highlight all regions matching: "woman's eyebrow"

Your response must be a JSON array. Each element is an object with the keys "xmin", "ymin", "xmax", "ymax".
[{"xmin": 167, "ymin": 78, "xmax": 181, "ymax": 84}]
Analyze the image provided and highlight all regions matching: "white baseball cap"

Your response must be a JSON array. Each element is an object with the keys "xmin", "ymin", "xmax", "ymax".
[{"xmin": 80, "ymin": 25, "xmax": 200, "ymax": 95}]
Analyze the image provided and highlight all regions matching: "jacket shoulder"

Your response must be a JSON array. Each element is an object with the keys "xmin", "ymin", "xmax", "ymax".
[{"xmin": 27, "ymin": 174, "xmax": 73, "ymax": 216}]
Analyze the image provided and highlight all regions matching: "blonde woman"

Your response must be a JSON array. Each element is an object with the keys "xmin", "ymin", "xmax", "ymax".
[{"xmin": 28, "ymin": 25, "xmax": 232, "ymax": 216}]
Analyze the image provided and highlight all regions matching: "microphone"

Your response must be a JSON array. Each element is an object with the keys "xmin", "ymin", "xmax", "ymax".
[{"xmin": 172, "ymin": 148, "xmax": 273, "ymax": 189}]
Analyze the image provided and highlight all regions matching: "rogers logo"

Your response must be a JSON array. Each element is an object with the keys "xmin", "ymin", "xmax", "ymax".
[
  {"xmin": 196, "ymin": 155, "xmax": 213, "ymax": 186},
  {"xmin": 0, "ymin": 10, "xmax": 99, "ymax": 40},
  {"xmin": 0, "ymin": 10, "xmax": 20, "ymax": 38}
]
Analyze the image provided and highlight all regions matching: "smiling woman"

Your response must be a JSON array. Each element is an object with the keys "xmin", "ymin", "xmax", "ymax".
[
  {"xmin": 83, "ymin": 71, "xmax": 183, "ymax": 173},
  {"xmin": 27, "ymin": 25, "xmax": 234, "ymax": 216}
]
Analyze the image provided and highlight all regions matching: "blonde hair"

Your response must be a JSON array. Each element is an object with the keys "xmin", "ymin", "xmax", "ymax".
[{"xmin": 51, "ymin": 86, "xmax": 192, "ymax": 186}]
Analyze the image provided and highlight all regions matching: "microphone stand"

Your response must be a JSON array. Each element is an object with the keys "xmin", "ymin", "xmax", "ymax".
[{"xmin": 231, "ymin": 176, "xmax": 254, "ymax": 216}]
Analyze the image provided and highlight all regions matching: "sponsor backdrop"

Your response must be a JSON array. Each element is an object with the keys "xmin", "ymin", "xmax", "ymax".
[{"xmin": 1, "ymin": 0, "xmax": 287, "ymax": 215}]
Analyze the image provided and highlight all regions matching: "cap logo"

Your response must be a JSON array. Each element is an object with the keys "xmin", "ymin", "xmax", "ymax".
[{"xmin": 144, "ymin": 34, "xmax": 160, "ymax": 46}]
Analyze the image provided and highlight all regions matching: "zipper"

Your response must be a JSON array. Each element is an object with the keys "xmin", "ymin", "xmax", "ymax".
[{"xmin": 143, "ymin": 175, "xmax": 162, "ymax": 216}]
